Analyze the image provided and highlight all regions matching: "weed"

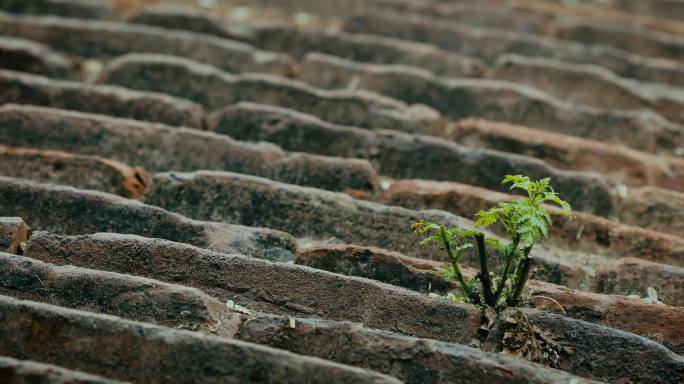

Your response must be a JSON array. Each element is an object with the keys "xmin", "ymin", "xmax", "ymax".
[{"xmin": 413, "ymin": 175, "xmax": 571, "ymax": 310}]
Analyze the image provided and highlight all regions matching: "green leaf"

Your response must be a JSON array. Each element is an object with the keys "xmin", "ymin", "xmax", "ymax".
[
  {"xmin": 440, "ymin": 266, "xmax": 455, "ymax": 280},
  {"xmin": 475, "ymin": 208, "xmax": 500, "ymax": 228},
  {"xmin": 502, "ymin": 175, "xmax": 528, "ymax": 189},
  {"xmin": 485, "ymin": 237, "xmax": 503, "ymax": 250},
  {"xmin": 446, "ymin": 227, "xmax": 477, "ymax": 240},
  {"xmin": 531, "ymin": 214, "xmax": 548, "ymax": 238},
  {"xmin": 420, "ymin": 235, "xmax": 440, "ymax": 245},
  {"xmin": 453, "ymin": 242, "xmax": 474, "ymax": 254},
  {"xmin": 411, "ymin": 220, "xmax": 444, "ymax": 234},
  {"xmin": 542, "ymin": 191, "xmax": 572, "ymax": 216}
]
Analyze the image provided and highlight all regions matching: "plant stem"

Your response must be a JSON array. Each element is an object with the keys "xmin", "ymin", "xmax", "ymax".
[
  {"xmin": 508, "ymin": 245, "xmax": 534, "ymax": 306},
  {"xmin": 494, "ymin": 249, "xmax": 513, "ymax": 300},
  {"xmin": 475, "ymin": 233, "xmax": 496, "ymax": 307},
  {"xmin": 494, "ymin": 235, "xmax": 520, "ymax": 301},
  {"xmin": 439, "ymin": 226, "xmax": 472, "ymax": 299}
]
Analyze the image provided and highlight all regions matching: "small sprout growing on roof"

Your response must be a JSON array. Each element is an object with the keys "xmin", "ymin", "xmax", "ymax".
[{"xmin": 413, "ymin": 175, "xmax": 572, "ymax": 310}]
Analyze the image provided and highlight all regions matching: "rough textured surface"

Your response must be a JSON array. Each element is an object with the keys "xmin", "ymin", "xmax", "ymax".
[
  {"xmin": 295, "ymin": 242, "xmax": 584, "ymax": 293},
  {"xmin": 593, "ymin": 257, "xmax": 684, "ymax": 307},
  {"xmin": 295, "ymin": 243, "xmax": 684, "ymax": 354},
  {"xmin": 146, "ymin": 170, "xmax": 470, "ymax": 258},
  {"xmin": 490, "ymin": 54, "xmax": 684, "ymax": 124},
  {"xmin": 214, "ymin": 99, "xmax": 680, "ymax": 165},
  {"xmin": 370, "ymin": 0, "xmax": 684, "ymax": 52},
  {"xmin": 527, "ymin": 280, "xmax": 684, "ymax": 355},
  {"xmin": 369, "ymin": 0, "xmax": 553, "ymax": 35},
  {"xmin": 99, "ymin": 53, "xmax": 444, "ymax": 133},
  {"xmin": 295, "ymin": 244, "xmax": 585, "ymax": 295},
  {"xmin": 451, "ymin": 118, "xmax": 684, "ymax": 189},
  {"xmin": 127, "ymin": 5, "xmax": 243, "ymax": 40},
  {"xmin": 238, "ymin": 316, "xmax": 597, "ymax": 384},
  {"xmin": 208, "ymin": 102, "xmax": 618, "ymax": 216},
  {"xmin": 296, "ymin": 244, "xmax": 455, "ymax": 294},
  {"xmin": 0, "ymin": 252, "xmax": 243, "ymax": 336},
  {"xmin": 0, "ymin": 70, "xmax": 204, "ymax": 128},
  {"xmin": 0, "ymin": 355, "xmax": 123, "ymax": 384},
  {"xmin": 146, "ymin": 170, "xmax": 588, "ymax": 286},
  {"xmin": 0, "ymin": 12, "xmax": 294, "ymax": 76},
  {"xmin": 0, "ymin": 217, "xmax": 28, "ymax": 254},
  {"xmin": 0, "ymin": 176, "xmax": 297, "ymax": 260},
  {"xmin": 0, "ymin": 0, "xmax": 114, "ymax": 19},
  {"xmin": 521, "ymin": 0, "xmax": 684, "ymax": 35},
  {"xmin": 589, "ymin": 0, "xmax": 684, "ymax": 20},
  {"xmin": 299, "ymin": 52, "xmax": 684, "ymax": 153},
  {"xmin": 0, "ymin": 144, "xmax": 149, "ymax": 199},
  {"xmin": 0, "ymin": 1, "xmax": 682, "ymax": 381},
  {"xmin": 343, "ymin": 9, "xmax": 684, "ymax": 87},
  {"xmin": 485, "ymin": 308, "xmax": 684, "ymax": 383},
  {"xmin": 381, "ymin": 179, "xmax": 684, "ymax": 268},
  {"xmin": 0, "ymin": 104, "xmax": 378, "ymax": 193},
  {"xmin": 0, "ymin": 295, "xmax": 401, "ymax": 384},
  {"xmin": 553, "ymin": 20, "xmax": 684, "ymax": 62},
  {"xmin": 243, "ymin": 22, "xmax": 486, "ymax": 78},
  {"xmin": 0, "ymin": 36, "xmax": 73, "ymax": 78},
  {"xmin": 23, "ymin": 232, "xmax": 483, "ymax": 344},
  {"xmin": 617, "ymin": 186, "xmax": 684, "ymax": 238}
]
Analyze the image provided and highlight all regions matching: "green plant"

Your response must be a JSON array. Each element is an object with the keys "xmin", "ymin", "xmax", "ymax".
[{"xmin": 412, "ymin": 175, "xmax": 571, "ymax": 309}]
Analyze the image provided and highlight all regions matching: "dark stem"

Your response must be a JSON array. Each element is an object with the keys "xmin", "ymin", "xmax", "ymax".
[
  {"xmin": 508, "ymin": 245, "xmax": 534, "ymax": 306},
  {"xmin": 475, "ymin": 233, "xmax": 496, "ymax": 307},
  {"xmin": 439, "ymin": 227, "xmax": 472, "ymax": 299},
  {"xmin": 493, "ymin": 235, "xmax": 520, "ymax": 301},
  {"xmin": 493, "ymin": 249, "xmax": 514, "ymax": 300}
]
